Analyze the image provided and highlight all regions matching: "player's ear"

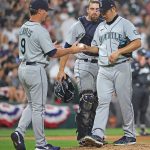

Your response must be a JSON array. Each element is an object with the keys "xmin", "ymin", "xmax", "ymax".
[
  {"xmin": 87, "ymin": 7, "xmax": 89, "ymax": 14},
  {"xmin": 37, "ymin": 9, "xmax": 41, "ymax": 14},
  {"xmin": 37, "ymin": 9, "xmax": 43, "ymax": 15},
  {"xmin": 111, "ymin": 7, "xmax": 116, "ymax": 13}
]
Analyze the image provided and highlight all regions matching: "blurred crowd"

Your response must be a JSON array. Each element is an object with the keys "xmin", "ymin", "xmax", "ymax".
[{"xmin": 0, "ymin": 0, "xmax": 150, "ymax": 105}]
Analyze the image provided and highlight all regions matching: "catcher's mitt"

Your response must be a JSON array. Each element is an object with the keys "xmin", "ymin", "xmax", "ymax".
[{"xmin": 54, "ymin": 74, "xmax": 75, "ymax": 103}]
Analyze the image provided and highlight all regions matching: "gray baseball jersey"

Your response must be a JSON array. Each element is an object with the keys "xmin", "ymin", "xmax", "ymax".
[
  {"xmin": 16, "ymin": 21, "xmax": 55, "ymax": 147},
  {"xmin": 92, "ymin": 16, "xmax": 141, "ymax": 65},
  {"xmin": 65, "ymin": 17, "xmax": 102, "ymax": 92},
  {"xmin": 19, "ymin": 21, "xmax": 55, "ymax": 64},
  {"xmin": 91, "ymin": 16, "xmax": 141, "ymax": 138}
]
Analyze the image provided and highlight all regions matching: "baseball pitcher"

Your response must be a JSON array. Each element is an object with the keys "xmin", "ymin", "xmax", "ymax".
[{"xmin": 82, "ymin": 0, "xmax": 141, "ymax": 147}]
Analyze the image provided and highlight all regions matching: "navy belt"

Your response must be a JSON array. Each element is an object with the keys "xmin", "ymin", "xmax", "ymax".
[
  {"xmin": 79, "ymin": 59, "xmax": 98, "ymax": 63},
  {"xmin": 26, "ymin": 62, "xmax": 36, "ymax": 65},
  {"xmin": 25, "ymin": 62, "xmax": 48, "ymax": 68},
  {"xmin": 103, "ymin": 59, "xmax": 129, "ymax": 67}
]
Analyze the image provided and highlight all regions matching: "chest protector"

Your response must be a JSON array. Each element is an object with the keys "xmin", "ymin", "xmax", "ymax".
[{"xmin": 79, "ymin": 16, "xmax": 103, "ymax": 56}]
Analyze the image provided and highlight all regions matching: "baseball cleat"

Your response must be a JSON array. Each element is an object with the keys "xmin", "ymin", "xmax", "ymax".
[
  {"xmin": 140, "ymin": 131, "xmax": 150, "ymax": 136},
  {"xmin": 35, "ymin": 144, "xmax": 60, "ymax": 150},
  {"xmin": 114, "ymin": 136, "xmax": 136, "ymax": 145},
  {"xmin": 139, "ymin": 128, "xmax": 150, "ymax": 136},
  {"xmin": 83, "ymin": 135, "xmax": 103, "ymax": 147},
  {"xmin": 78, "ymin": 138, "xmax": 86, "ymax": 147},
  {"xmin": 78, "ymin": 137, "xmax": 93, "ymax": 147},
  {"xmin": 11, "ymin": 131, "xmax": 26, "ymax": 150}
]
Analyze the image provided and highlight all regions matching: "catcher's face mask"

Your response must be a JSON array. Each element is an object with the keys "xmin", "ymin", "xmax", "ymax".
[{"xmin": 54, "ymin": 74, "xmax": 75, "ymax": 103}]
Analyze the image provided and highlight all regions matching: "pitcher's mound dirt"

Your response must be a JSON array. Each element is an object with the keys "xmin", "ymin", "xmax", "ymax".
[
  {"xmin": 59, "ymin": 135, "xmax": 150, "ymax": 150},
  {"xmin": 62, "ymin": 144, "xmax": 150, "ymax": 150}
]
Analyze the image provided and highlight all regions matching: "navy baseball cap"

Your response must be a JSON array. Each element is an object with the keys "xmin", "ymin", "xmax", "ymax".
[
  {"xmin": 29, "ymin": 0, "xmax": 53, "ymax": 11},
  {"xmin": 137, "ymin": 48, "xmax": 147, "ymax": 56},
  {"xmin": 99, "ymin": 0, "xmax": 116, "ymax": 14}
]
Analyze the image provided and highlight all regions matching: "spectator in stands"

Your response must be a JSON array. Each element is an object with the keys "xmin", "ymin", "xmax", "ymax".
[{"xmin": 131, "ymin": 49, "xmax": 150, "ymax": 136}]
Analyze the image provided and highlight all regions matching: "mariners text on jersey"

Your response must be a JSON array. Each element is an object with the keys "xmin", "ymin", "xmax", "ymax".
[
  {"xmin": 99, "ymin": 32, "xmax": 123, "ymax": 45},
  {"xmin": 19, "ymin": 27, "xmax": 33, "ymax": 37}
]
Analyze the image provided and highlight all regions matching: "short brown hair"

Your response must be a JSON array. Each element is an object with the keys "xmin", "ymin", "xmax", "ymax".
[
  {"xmin": 88, "ymin": 0, "xmax": 100, "ymax": 8},
  {"xmin": 29, "ymin": 8, "xmax": 38, "ymax": 15}
]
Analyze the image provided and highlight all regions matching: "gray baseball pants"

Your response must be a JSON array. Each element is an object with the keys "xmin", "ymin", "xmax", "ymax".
[
  {"xmin": 92, "ymin": 61, "xmax": 136, "ymax": 138},
  {"xmin": 16, "ymin": 63, "xmax": 48, "ymax": 147}
]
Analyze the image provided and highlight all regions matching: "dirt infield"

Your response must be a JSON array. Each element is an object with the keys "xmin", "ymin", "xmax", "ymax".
[
  {"xmin": 62, "ymin": 144, "xmax": 150, "ymax": 150},
  {"xmin": 37, "ymin": 135, "xmax": 150, "ymax": 150},
  {"xmin": 47, "ymin": 135, "xmax": 150, "ymax": 150}
]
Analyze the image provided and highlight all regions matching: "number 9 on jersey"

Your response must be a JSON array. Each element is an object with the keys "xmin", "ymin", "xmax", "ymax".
[{"xmin": 21, "ymin": 38, "xmax": 26, "ymax": 54}]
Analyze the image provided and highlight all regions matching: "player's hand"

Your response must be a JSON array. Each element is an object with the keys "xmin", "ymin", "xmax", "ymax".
[
  {"xmin": 109, "ymin": 51, "xmax": 120, "ymax": 64},
  {"xmin": 78, "ymin": 43, "xmax": 89, "ymax": 51},
  {"xmin": 71, "ymin": 42, "xmax": 86, "ymax": 53},
  {"xmin": 56, "ymin": 70, "xmax": 66, "ymax": 81}
]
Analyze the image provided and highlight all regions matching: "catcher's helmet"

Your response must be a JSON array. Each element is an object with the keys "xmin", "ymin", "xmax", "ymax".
[{"xmin": 54, "ymin": 75, "xmax": 75, "ymax": 103}]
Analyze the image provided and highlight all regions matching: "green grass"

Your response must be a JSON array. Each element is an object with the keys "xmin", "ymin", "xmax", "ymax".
[
  {"xmin": 0, "ymin": 128, "xmax": 77, "ymax": 137},
  {"xmin": 0, "ymin": 128, "xmax": 149, "ymax": 149},
  {"xmin": 0, "ymin": 128, "xmax": 124, "ymax": 137},
  {"xmin": 0, "ymin": 128, "xmax": 124, "ymax": 150},
  {"xmin": 0, "ymin": 140, "xmax": 78, "ymax": 150}
]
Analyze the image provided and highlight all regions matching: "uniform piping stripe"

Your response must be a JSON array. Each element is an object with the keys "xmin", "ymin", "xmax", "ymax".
[
  {"xmin": 39, "ymin": 67, "xmax": 46, "ymax": 143},
  {"xmin": 77, "ymin": 60, "xmax": 82, "ymax": 92},
  {"xmin": 129, "ymin": 63, "xmax": 135, "ymax": 136},
  {"xmin": 109, "ymin": 18, "xmax": 123, "ymax": 53},
  {"xmin": 124, "ymin": 63, "xmax": 135, "ymax": 137},
  {"xmin": 103, "ymin": 25, "xmax": 109, "ymax": 59}
]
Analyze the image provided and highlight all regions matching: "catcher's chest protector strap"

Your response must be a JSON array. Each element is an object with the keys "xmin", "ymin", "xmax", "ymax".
[{"xmin": 78, "ymin": 16, "xmax": 102, "ymax": 56}]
